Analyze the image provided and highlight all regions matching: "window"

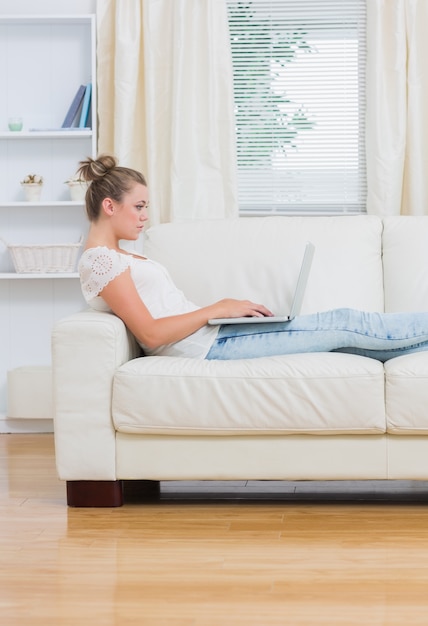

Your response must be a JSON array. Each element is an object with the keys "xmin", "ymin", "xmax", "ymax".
[{"xmin": 227, "ymin": 0, "xmax": 367, "ymax": 215}]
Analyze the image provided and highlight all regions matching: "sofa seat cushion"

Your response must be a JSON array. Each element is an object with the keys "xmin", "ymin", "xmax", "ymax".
[
  {"xmin": 112, "ymin": 353, "xmax": 386, "ymax": 435},
  {"xmin": 386, "ymin": 353, "xmax": 428, "ymax": 433}
]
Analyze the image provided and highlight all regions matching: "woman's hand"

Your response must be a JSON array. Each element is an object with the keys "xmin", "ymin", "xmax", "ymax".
[{"xmin": 207, "ymin": 298, "xmax": 274, "ymax": 319}]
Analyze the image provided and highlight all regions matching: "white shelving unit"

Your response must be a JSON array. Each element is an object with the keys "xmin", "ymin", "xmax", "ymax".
[
  {"xmin": 0, "ymin": 273, "xmax": 79, "ymax": 279},
  {"xmin": 0, "ymin": 130, "xmax": 93, "ymax": 139},
  {"xmin": 0, "ymin": 14, "xmax": 96, "ymax": 428},
  {"xmin": 0, "ymin": 202, "xmax": 85, "ymax": 207}
]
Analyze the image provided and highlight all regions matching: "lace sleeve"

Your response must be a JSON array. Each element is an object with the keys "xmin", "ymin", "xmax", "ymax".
[{"xmin": 78, "ymin": 247, "xmax": 132, "ymax": 302}]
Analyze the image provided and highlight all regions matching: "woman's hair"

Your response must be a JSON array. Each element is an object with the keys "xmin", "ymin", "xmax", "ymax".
[{"xmin": 77, "ymin": 154, "xmax": 147, "ymax": 222}]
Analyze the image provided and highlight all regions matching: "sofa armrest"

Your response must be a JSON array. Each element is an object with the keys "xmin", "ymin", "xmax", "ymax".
[{"xmin": 52, "ymin": 310, "xmax": 140, "ymax": 481}]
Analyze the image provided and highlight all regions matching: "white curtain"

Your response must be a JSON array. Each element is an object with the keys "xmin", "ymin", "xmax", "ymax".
[
  {"xmin": 96, "ymin": 0, "xmax": 238, "ymax": 225},
  {"xmin": 96, "ymin": 1, "xmax": 148, "ymax": 177},
  {"xmin": 366, "ymin": 0, "xmax": 428, "ymax": 216}
]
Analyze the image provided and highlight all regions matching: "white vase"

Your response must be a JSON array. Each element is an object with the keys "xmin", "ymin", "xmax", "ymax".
[
  {"xmin": 22, "ymin": 183, "xmax": 42, "ymax": 202},
  {"xmin": 67, "ymin": 181, "xmax": 88, "ymax": 202}
]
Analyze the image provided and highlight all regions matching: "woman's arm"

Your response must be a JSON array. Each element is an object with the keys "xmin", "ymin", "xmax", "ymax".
[{"xmin": 100, "ymin": 269, "xmax": 273, "ymax": 349}]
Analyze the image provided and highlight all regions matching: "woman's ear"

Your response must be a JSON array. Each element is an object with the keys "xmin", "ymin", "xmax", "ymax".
[{"xmin": 101, "ymin": 197, "xmax": 115, "ymax": 216}]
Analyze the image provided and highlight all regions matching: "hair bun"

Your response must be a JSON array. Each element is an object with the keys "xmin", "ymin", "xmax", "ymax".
[{"xmin": 77, "ymin": 154, "xmax": 118, "ymax": 182}]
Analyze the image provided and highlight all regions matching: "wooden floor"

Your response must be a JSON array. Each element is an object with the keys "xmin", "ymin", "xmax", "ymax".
[{"xmin": 2, "ymin": 435, "xmax": 428, "ymax": 625}]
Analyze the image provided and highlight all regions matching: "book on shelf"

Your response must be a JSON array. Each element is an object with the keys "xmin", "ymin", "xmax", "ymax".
[
  {"xmin": 61, "ymin": 84, "xmax": 86, "ymax": 129},
  {"xmin": 78, "ymin": 83, "xmax": 92, "ymax": 129}
]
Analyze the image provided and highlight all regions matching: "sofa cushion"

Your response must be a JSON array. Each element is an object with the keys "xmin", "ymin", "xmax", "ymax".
[
  {"xmin": 112, "ymin": 353, "xmax": 386, "ymax": 435},
  {"xmin": 386, "ymin": 353, "xmax": 428, "ymax": 433},
  {"xmin": 383, "ymin": 216, "xmax": 428, "ymax": 312},
  {"xmin": 143, "ymin": 215, "xmax": 384, "ymax": 315}
]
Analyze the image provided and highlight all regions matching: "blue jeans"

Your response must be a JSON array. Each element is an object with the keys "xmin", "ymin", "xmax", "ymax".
[{"xmin": 205, "ymin": 308, "xmax": 428, "ymax": 362}]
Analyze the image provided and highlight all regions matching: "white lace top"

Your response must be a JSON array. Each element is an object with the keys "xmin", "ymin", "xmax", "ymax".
[{"xmin": 78, "ymin": 247, "xmax": 218, "ymax": 358}]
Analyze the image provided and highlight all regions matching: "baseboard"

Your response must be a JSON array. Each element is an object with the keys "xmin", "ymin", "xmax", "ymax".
[{"xmin": 0, "ymin": 414, "xmax": 54, "ymax": 434}]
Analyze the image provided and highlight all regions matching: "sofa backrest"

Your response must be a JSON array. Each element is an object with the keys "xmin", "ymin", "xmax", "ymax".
[
  {"xmin": 383, "ymin": 216, "xmax": 428, "ymax": 312},
  {"xmin": 143, "ymin": 215, "xmax": 384, "ymax": 315}
]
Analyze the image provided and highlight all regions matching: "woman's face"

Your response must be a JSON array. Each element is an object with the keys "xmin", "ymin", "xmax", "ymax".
[{"xmin": 111, "ymin": 183, "xmax": 149, "ymax": 240}]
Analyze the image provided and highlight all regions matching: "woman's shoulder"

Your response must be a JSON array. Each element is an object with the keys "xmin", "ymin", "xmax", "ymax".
[
  {"xmin": 79, "ymin": 246, "xmax": 136, "ymax": 302},
  {"xmin": 81, "ymin": 246, "xmax": 146, "ymax": 262},
  {"xmin": 78, "ymin": 246, "xmax": 133, "ymax": 288},
  {"xmin": 80, "ymin": 246, "xmax": 132, "ymax": 268}
]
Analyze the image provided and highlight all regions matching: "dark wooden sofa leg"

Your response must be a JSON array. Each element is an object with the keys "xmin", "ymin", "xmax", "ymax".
[
  {"xmin": 66, "ymin": 479, "xmax": 161, "ymax": 507},
  {"xmin": 66, "ymin": 480, "xmax": 124, "ymax": 507}
]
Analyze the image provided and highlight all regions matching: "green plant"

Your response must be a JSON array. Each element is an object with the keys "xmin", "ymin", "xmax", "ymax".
[
  {"xmin": 64, "ymin": 175, "xmax": 85, "ymax": 184},
  {"xmin": 228, "ymin": 0, "xmax": 315, "ymax": 166},
  {"xmin": 21, "ymin": 174, "xmax": 43, "ymax": 185}
]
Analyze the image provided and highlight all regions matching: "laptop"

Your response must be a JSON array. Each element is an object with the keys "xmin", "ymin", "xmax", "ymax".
[{"xmin": 208, "ymin": 241, "xmax": 315, "ymax": 325}]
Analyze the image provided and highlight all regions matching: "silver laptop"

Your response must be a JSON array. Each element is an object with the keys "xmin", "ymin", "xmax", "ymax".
[{"xmin": 208, "ymin": 241, "xmax": 315, "ymax": 325}]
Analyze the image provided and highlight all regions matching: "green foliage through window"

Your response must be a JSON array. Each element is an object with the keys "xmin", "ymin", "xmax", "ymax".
[{"xmin": 228, "ymin": 0, "xmax": 316, "ymax": 167}]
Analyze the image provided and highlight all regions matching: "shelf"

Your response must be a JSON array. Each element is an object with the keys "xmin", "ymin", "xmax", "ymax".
[
  {"xmin": 0, "ymin": 130, "xmax": 92, "ymax": 139},
  {"xmin": 0, "ymin": 201, "xmax": 84, "ymax": 208},
  {"xmin": 0, "ymin": 15, "xmax": 95, "ymax": 25},
  {"xmin": 0, "ymin": 272, "xmax": 79, "ymax": 280},
  {"xmin": 0, "ymin": 12, "xmax": 96, "ymax": 419}
]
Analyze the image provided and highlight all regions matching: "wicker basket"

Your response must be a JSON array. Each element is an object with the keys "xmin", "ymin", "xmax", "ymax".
[{"xmin": 3, "ymin": 237, "xmax": 83, "ymax": 273}]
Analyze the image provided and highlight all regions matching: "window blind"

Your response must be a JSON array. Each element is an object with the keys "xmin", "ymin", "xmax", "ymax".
[{"xmin": 227, "ymin": 0, "xmax": 367, "ymax": 215}]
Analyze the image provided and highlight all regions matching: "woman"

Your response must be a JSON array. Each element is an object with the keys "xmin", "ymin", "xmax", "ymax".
[{"xmin": 78, "ymin": 154, "xmax": 428, "ymax": 362}]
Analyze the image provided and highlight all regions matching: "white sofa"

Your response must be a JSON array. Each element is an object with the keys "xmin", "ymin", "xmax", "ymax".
[{"xmin": 52, "ymin": 215, "xmax": 428, "ymax": 506}]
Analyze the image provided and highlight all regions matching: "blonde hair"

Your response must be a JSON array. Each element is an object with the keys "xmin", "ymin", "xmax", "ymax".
[{"xmin": 77, "ymin": 154, "xmax": 147, "ymax": 222}]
